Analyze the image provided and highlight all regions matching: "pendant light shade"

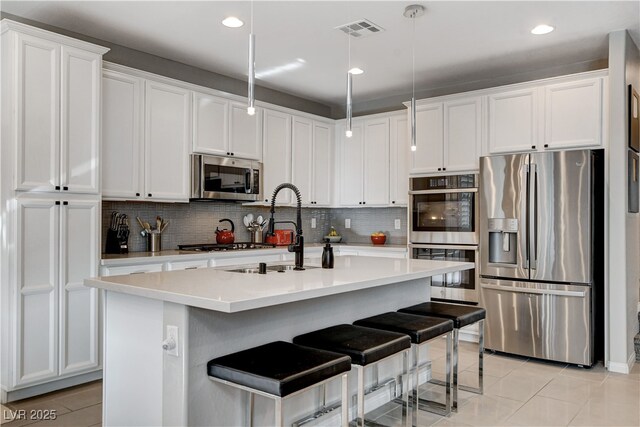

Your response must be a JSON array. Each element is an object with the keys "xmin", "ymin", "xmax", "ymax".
[
  {"xmin": 346, "ymin": 72, "xmax": 353, "ymax": 138},
  {"xmin": 247, "ymin": 1, "xmax": 255, "ymax": 115},
  {"xmin": 404, "ymin": 4, "xmax": 424, "ymax": 151}
]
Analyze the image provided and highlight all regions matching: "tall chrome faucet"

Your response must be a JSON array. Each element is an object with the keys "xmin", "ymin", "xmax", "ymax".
[{"xmin": 266, "ymin": 183, "xmax": 304, "ymax": 270}]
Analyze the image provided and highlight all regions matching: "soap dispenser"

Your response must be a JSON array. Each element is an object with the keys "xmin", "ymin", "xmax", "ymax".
[{"xmin": 322, "ymin": 242, "xmax": 334, "ymax": 269}]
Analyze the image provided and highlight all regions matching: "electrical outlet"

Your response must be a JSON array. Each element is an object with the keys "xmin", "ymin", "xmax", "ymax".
[
  {"xmin": 311, "ymin": 218, "xmax": 317, "ymax": 229},
  {"xmin": 345, "ymin": 218, "xmax": 351, "ymax": 229},
  {"xmin": 394, "ymin": 219, "xmax": 401, "ymax": 230},
  {"xmin": 163, "ymin": 325, "xmax": 179, "ymax": 357}
]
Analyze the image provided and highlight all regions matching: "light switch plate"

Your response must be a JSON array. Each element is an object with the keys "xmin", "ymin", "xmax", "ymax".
[
  {"xmin": 311, "ymin": 218, "xmax": 317, "ymax": 229},
  {"xmin": 394, "ymin": 219, "xmax": 401, "ymax": 230},
  {"xmin": 345, "ymin": 219, "xmax": 351, "ymax": 229}
]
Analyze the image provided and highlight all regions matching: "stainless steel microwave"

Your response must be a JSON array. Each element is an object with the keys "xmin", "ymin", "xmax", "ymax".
[{"xmin": 190, "ymin": 154, "xmax": 262, "ymax": 201}]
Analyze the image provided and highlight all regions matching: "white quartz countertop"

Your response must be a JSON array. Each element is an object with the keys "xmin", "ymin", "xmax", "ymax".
[{"xmin": 86, "ymin": 256, "xmax": 472, "ymax": 313}]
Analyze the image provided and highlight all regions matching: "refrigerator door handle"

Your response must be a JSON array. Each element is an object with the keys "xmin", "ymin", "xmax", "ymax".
[
  {"xmin": 530, "ymin": 163, "xmax": 538, "ymax": 270},
  {"xmin": 480, "ymin": 283, "xmax": 586, "ymax": 297},
  {"xmin": 524, "ymin": 163, "xmax": 530, "ymax": 269}
]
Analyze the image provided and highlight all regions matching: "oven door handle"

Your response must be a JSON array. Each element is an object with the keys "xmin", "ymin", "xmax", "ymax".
[
  {"xmin": 409, "ymin": 244, "xmax": 478, "ymax": 251},
  {"xmin": 409, "ymin": 188, "xmax": 478, "ymax": 195}
]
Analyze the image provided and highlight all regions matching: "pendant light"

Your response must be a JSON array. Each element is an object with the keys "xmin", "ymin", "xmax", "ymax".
[
  {"xmin": 345, "ymin": 21, "xmax": 353, "ymax": 138},
  {"xmin": 247, "ymin": 0, "xmax": 256, "ymax": 116},
  {"xmin": 404, "ymin": 5, "xmax": 424, "ymax": 151}
]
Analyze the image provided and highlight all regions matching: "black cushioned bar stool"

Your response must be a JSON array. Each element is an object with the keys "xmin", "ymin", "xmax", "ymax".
[
  {"xmin": 294, "ymin": 324, "xmax": 411, "ymax": 427},
  {"xmin": 399, "ymin": 302, "xmax": 486, "ymax": 411},
  {"xmin": 354, "ymin": 312, "xmax": 454, "ymax": 423},
  {"xmin": 207, "ymin": 341, "xmax": 351, "ymax": 427}
]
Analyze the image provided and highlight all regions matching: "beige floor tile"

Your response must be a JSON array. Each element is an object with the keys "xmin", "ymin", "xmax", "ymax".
[
  {"xmin": 588, "ymin": 376, "xmax": 640, "ymax": 406},
  {"xmin": 432, "ymin": 417, "xmax": 472, "ymax": 426},
  {"xmin": 485, "ymin": 370, "xmax": 551, "ymax": 402},
  {"xmin": 27, "ymin": 404, "xmax": 101, "ymax": 427},
  {"xmin": 514, "ymin": 359, "xmax": 568, "ymax": 380},
  {"xmin": 416, "ymin": 410, "xmax": 446, "ymax": 426},
  {"xmin": 569, "ymin": 398, "xmax": 640, "ymax": 426},
  {"xmin": 559, "ymin": 362, "xmax": 608, "ymax": 382},
  {"xmin": 537, "ymin": 375, "xmax": 601, "ymax": 404},
  {"xmin": 51, "ymin": 386, "xmax": 102, "ymax": 412},
  {"xmin": 446, "ymin": 394, "xmax": 523, "ymax": 426},
  {"xmin": 504, "ymin": 395, "xmax": 582, "ymax": 426},
  {"xmin": 467, "ymin": 354, "xmax": 527, "ymax": 378},
  {"xmin": 457, "ymin": 370, "xmax": 501, "ymax": 390},
  {"xmin": 419, "ymin": 383, "xmax": 477, "ymax": 409}
]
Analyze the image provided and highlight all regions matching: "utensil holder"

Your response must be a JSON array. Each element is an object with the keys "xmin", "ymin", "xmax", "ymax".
[
  {"xmin": 251, "ymin": 229, "xmax": 263, "ymax": 244},
  {"xmin": 147, "ymin": 233, "xmax": 162, "ymax": 252}
]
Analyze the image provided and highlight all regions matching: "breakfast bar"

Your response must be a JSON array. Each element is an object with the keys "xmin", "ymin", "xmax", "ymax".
[{"xmin": 85, "ymin": 256, "xmax": 473, "ymax": 426}]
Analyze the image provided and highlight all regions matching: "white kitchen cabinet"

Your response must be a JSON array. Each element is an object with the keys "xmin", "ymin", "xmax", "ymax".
[
  {"xmin": 229, "ymin": 102, "xmax": 262, "ymax": 160},
  {"xmin": 10, "ymin": 29, "xmax": 106, "ymax": 194},
  {"xmin": 411, "ymin": 98, "xmax": 481, "ymax": 174},
  {"xmin": 488, "ymin": 88, "xmax": 538, "ymax": 154},
  {"xmin": 144, "ymin": 80, "xmax": 191, "ymax": 202},
  {"xmin": 102, "ymin": 70, "xmax": 144, "ymax": 199},
  {"xmin": 263, "ymin": 109, "xmax": 292, "ymax": 204},
  {"xmin": 101, "ymin": 263, "xmax": 164, "ymax": 276},
  {"xmin": 389, "ymin": 115, "xmax": 409, "ymax": 206},
  {"xmin": 192, "ymin": 91, "xmax": 229, "ymax": 156},
  {"xmin": 164, "ymin": 260, "xmax": 210, "ymax": 271},
  {"xmin": 14, "ymin": 197, "xmax": 100, "ymax": 387},
  {"xmin": 543, "ymin": 77, "xmax": 604, "ymax": 149},
  {"xmin": 339, "ymin": 118, "xmax": 390, "ymax": 206},
  {"xmin": 292, "ymin": 118, "xmax": 332, "ymax": 206}
]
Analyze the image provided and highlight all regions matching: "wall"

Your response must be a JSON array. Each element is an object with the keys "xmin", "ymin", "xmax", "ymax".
[
  {"xmin": 607, "ymin": 30, "xmax": 640, "ymax": 373},
  {"xmin": 102, "ymin": 201, "xmax": 407, "ymax": 253}
]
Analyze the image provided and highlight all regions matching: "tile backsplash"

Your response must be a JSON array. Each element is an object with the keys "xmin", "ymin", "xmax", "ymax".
[{"xmin": 102, "ymin": 201, "xmax": 407, "ymax": 253}]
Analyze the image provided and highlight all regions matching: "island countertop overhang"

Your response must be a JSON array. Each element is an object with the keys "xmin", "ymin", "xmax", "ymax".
[{"xmin": 85, "ymin": 256, "xmax": 473, "ymax": 313}]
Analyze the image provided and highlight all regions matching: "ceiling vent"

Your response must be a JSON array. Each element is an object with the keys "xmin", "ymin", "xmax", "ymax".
[{"xmin": 335, "ymin": 19, "xmax": 385, "ymax": 38}]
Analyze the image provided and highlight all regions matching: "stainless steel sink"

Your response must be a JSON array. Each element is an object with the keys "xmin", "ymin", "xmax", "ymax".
[{"xmin": 225, "ymin": 264, "xmax": 319, "ymax": 274}]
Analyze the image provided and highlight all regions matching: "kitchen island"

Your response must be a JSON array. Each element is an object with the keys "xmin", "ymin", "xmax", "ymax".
[{"xmin": 85, "ymin": 256, "xmax": 472, "ymax": 426}]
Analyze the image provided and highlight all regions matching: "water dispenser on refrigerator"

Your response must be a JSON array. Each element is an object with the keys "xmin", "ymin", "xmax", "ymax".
[{"xmin": 487, "ymin": 218, "xmax": 518, "ymax": 265}]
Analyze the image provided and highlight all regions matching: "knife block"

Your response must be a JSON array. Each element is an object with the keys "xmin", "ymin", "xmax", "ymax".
[{"xmin": 105, "ymin": 229, "xmax": 128, "ymax": 254}]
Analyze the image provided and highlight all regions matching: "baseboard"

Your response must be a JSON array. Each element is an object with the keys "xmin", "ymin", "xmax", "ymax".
[
  {"xmin": 607, "ymin": 352, "xmax": 636, "ymax": 374},
  {"xmin": 0, "ymin": 388, "xmax": 7, "ymax": 405},
  {"xmin": 5, "ymin": 370, "xmax": 102, "ymax": 402}
]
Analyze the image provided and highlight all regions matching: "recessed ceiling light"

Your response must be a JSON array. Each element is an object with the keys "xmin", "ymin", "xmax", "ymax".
[
  {"xmin": 222, "ymin": 17, "xmax": 244, "ymax": 28},
  {"xmin": 531, "ymin": 24, "xmax": 554, "ymax": 35},
  {"xmin": 349, "ymin": 67, "xmax": 364, "ymax": 75}
]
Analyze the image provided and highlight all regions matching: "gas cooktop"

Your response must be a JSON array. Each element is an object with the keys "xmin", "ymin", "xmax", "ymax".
[{"xmin": 177, "ymin": 242, "xmax": 276, "ymax": 252}]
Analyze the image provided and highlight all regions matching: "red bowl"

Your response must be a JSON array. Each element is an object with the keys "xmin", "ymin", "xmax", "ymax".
[{"xmin": 370, "ymin": 234, "xmax": 386, "ymax": 245}]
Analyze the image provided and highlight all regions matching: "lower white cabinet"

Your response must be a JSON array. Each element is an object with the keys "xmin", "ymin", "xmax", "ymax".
[{"xmin": 14, "ymin": 197, "xmax": 100, "ymax": 387}]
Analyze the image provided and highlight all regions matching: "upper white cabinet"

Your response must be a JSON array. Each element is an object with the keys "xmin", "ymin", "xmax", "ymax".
[
  {"xmin": 411, "ymin": 97, "xmax": 481, "ymax": 174},
  {"xmin": 7, "ymin": 26, "xmax": 106, "ymax": 194},
  {"xmin": 102, "ymin": 66, "xmax": 191, "ymax": 202},
  {"xmin": 229, "ymin": 102, "xmax": 263, "ymax": 160},
  {"xmin": 339, "ymin": 118, "xmax": 389, "ymax": 206},
  {"xmin": 487, "ymin": 75, "xmax": 606, "ymax": 154},
  {"xmin": 263, "ymin": 109, "xmax": 292, "ymax": 204},
  {"xmin": 192, "ymin": 94, "xmax": 262, "ymax": 161},
  {"xmin": 144, "ymin": 80, "xmax": 191, "ymax": 201},
  {"xmin": 102, "ymin": 70, "xmax": 143, "ymax": 199},
  {"xmin": 292, "ymin": 117, "xmax": 332, "ymax": 206},
  {"xmin": 389, "ymin": 115, "xmax": 409, "ymax": 206}
]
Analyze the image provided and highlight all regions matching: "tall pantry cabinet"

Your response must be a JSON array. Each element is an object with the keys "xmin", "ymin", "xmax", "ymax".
[{"xmin": 1, "ymin": 20, "xmax": 108, "ymax": 401}]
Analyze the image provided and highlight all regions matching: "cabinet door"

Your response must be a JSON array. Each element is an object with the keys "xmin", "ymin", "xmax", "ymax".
[
  {"xmin": 102, "ymin": 70, "xmax": 143, "ymax": 199},
  {"xmin": 444, "ymin": 97, "xmax": 482, "ymax": 171},
  {"xmin": 363, "ymin": 118, "xmax": 390, "ymax": 205},
  {"xmin": 339, "ymin": 123, "xmax": 364, "ymax": 206},
  {"xmin": 59, "ymin": 200, "xmax": 99, "ymax": 375},
  {"xmin": 411, "ymin": 104, "xmax": 443, "ymax": 174},
  {"xmin": 15, "ymin": 33, "xmax": 60, "ymax": 192},
  {"xmin": 60, "ymin": 46, "xmax": 101, "ymax": 193},
  {"xmin": 291, "ymin": 116, "xmax": 313, "ymax": 205},
  {"xmin": 488, "ymin": 88, "xmax": 538, "ymax": 153},
  {"xmin": 229, "ymin": 102, "xmax": 262, "ymax": 160},
  {"xmin": 390, "ymin": 115, "xmax": 409, "ymax": 206},
  {"xmin": 264, "ymin": 110, "xmax": 293, "ymax": 204},
  {"xmin": 544, "ymin": 77, "xmax": 603, "ymax": 149},
  {"xmin": 144, "ymin": 80, "xmax": 191, "ymax": 202},
  {"xmin": 15, "ymin": 199, "xmax": 59, "ymax": 386},
  {"xmin": 192, "ymin": 91, "xmax": 229, "ymax": 155},
  {"xmin": 312, "ymin": 122, "xmax": 332, "ymax": 206}
]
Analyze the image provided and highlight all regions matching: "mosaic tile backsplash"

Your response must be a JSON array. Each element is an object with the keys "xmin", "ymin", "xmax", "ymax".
[{"xmin": 102, "ymin": 201, "xmax": 408, "ymax": 253}]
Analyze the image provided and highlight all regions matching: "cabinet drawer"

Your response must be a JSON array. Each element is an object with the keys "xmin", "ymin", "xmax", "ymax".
[
  {"xmin": 164, "ymin": 260, "xmax": 210, "ymax": 271},
  {"xmin": 101, "ymin": 263, "xmax": 163, "ymax": 276}
]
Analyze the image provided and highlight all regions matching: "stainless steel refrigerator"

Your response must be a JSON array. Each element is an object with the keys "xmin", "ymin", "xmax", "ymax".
[{"xmin": 479, "ymin": 149, "xmax": 604, "ymax": 366}]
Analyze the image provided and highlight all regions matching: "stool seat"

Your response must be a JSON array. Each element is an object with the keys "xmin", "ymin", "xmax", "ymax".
[
  {"xmin": 207, "ymin": 341, "xmax": 351, "ymax": 397},
  {"xmin": 293, "ymin": 324, "xmax": 410, "ymax": 366},
  {"xmin": 354, "ymin": 312, "xmax": 454, "ymax": 344},
  {"xmin": 399, "ymin": 302, "xmax": 486, "ymax": 329}
]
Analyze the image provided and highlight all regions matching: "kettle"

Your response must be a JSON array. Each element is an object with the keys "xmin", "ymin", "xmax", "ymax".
[{"xmin": 215, "ymin": 218, "xmax": 235, "ymax": 244}]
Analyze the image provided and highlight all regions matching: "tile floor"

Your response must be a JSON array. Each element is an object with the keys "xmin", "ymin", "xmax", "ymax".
[{"xmin": 0, "ymin": 341, "xmax": 638, "ymax": 427}]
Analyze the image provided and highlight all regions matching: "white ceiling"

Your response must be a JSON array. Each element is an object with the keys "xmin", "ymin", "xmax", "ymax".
[{"xmin": 2, "ymin": 1, "xmax": 639, "ymax": 109}]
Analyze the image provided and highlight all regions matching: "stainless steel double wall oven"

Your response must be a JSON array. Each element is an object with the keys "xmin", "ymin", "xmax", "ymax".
[{"xmin": 409, "ymin": 174, "xmax": 479, "ymax": 302}]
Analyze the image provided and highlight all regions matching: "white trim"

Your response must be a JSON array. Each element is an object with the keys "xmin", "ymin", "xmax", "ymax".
[
  {"xmin": 607, "ymin": 352, "xmax": 636, "ymax": 374},
  {"xmin": 5, "ymin": 370, "xmax": 102, "ymax": 402},
  {"xmin": 0, "ymin": 19, "xmax": 109, "ymax": 55}
]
